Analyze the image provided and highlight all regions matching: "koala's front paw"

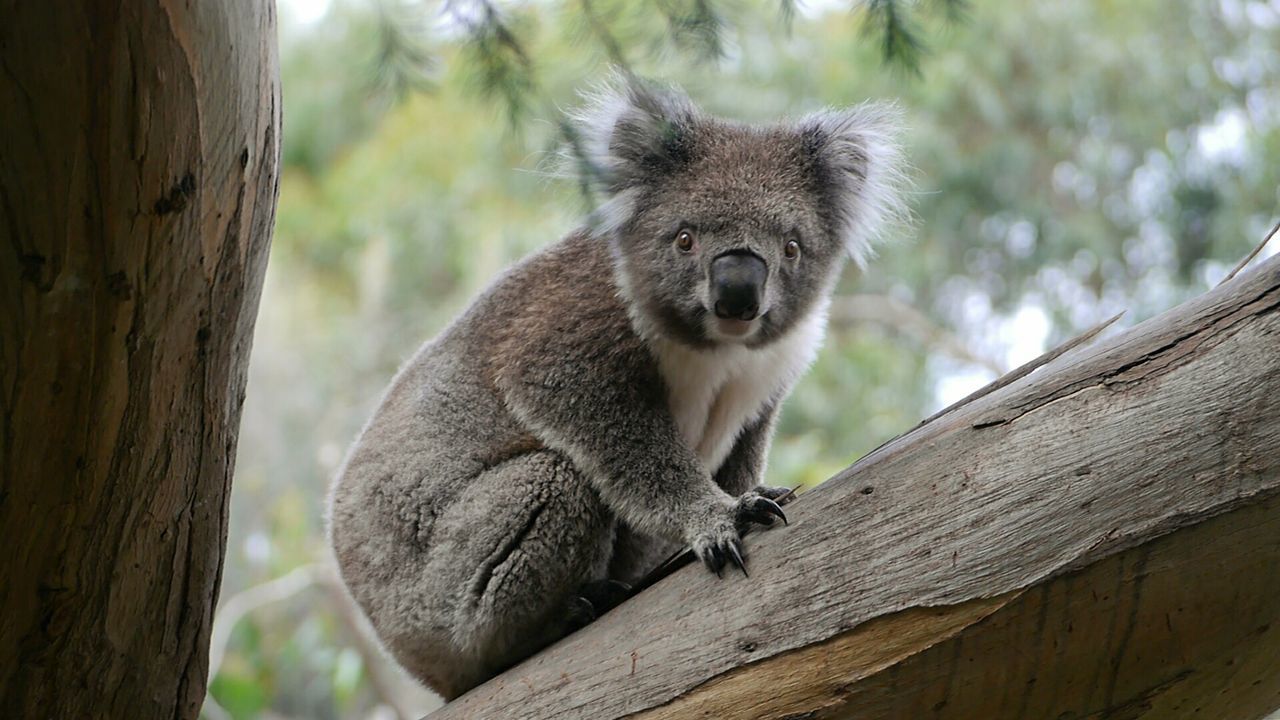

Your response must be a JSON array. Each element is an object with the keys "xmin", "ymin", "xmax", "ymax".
[{"xmin": 690, "ymin": 492, "xmax": 787, "ymax": 578}]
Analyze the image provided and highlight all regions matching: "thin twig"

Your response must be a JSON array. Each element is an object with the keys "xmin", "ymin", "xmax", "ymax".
[
  {"xmin": 202, "ymin": 564, "xmax": 323, "ymax": 720},
  {"xmin": 1218, "ymin": 216, "xmax": 1280, "ymax": 287},
  {"xmin": 207, "ymin": 564, "xmax": 323, "ymax": 683},
  {"xmin": 316, "ymin": 567, "xmax": 431, "ymax": 719},
  {"xmin": 918, "ymin": 311, "xmax": 1124, "ymax": 426}
]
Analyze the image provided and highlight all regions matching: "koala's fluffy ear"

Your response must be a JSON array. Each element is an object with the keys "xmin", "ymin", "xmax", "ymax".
[
  {"xmin": 799, "ymin": 104, "xmax": 909, "ymax": 268},
  {"xmin": 564, "ymin": 73, "xmax": 701, "ymax": 234}
]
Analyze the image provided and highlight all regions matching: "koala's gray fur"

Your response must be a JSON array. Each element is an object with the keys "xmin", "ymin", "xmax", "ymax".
[{"xmin": 328, "ymin": 75, "xmax": 906, "ymax": 701}]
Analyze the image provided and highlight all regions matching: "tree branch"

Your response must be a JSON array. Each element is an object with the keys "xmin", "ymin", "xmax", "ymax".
[{"xmin": 1218, "ymin": 215, "xmax": 1280, "ymax": 287}]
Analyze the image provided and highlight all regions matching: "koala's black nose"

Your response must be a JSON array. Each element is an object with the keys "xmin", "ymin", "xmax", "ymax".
[{"xmin": 710, "ymin": 252, "xmax": 767, "ymax": 321}]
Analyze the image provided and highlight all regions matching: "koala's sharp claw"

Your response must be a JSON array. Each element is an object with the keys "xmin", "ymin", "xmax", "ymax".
[
  {"xmin": 760, "ymin": 497, "xmax": 787, "ymax": 525},
  {"xmin": 738, "ymin": 495, "xmax": 787, "ymax": 528},
  {"xmin": 564, "ymin": 596, "xmax": 598, "ymax": 634},
  {"xmin": 703, "ymin": 546, "xmax": 725, "ymax": 577},
  {"xmin": 578, "ymin": 579, "xmax": 633, "ymax": 614},
  {"xmin": 727, "ymin": 540, "xmax": 747, "ymax": 577}
]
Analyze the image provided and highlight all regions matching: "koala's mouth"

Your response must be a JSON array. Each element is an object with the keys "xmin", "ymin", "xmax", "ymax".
[{"xmin": 708, "ymin": 315, "xmax": 761, "ymax": 342}]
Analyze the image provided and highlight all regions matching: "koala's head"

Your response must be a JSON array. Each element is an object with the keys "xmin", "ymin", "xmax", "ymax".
[{"xmin": 567, "ymin": 75, "xmax": 906, "ymax": 349}]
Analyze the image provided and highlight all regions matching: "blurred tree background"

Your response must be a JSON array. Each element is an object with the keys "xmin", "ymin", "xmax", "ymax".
[{"xmin": 205, "ymin": 0, "xmax": 1280, "ymax": 717}]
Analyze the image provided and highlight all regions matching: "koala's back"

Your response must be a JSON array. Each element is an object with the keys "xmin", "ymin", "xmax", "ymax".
[
  {"xmin": 330, "ymin": 230, "xmax": 616, "ymax": 563},
  {"xmin": 327, "ymin": 231, "xmax": 634, "ymax": 692}
]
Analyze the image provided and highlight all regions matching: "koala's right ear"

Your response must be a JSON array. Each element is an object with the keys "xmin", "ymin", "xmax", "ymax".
[
  {"xmin": 797, "ymin": 103, "xmax": 909, "ymax": 269},
  {"xmin": 562, "ymin": 72, "xmax": 701, "ymax": 234}
]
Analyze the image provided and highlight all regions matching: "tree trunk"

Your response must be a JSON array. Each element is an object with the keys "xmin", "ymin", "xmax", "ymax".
[
  {"xmin": 431, "ymin": 254, "xmax": 1280, "ymax": 720},
  {"xmin": 0, "ymin": 2, "xmax": 279, "ymax": 718}
]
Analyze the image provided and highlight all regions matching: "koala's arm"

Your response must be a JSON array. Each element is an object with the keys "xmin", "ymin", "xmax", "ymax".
[
  {"xmin": 494, "ymin": 329, "xmax": 730, "ymax": 544},
  {"xmin": 714, "ymin": 401, "xmax": 780, "ymax": 497}
]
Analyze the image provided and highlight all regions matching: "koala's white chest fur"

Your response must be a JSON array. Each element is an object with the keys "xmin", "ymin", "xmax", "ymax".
[{"xmin": 651, "ymin": 304, "xmax": 829, "ymax": 474}]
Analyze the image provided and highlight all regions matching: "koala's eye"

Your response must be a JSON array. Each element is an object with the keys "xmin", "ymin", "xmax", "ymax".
[
  {"xmin": 674, "ymin": 229, "xmax": 696, "ymax": 254},
  {"xmin": 784, "ymin": 238, "xmax": 801, "ymax": 260}
]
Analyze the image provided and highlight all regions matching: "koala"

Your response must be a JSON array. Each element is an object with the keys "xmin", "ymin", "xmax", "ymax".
[{"xmin": 328, "ymin": 75, "xmax": 905, "ymax": 701}]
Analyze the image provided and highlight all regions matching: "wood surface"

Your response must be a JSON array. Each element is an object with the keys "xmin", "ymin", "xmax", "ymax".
[
  {"xmin": 431, "ymin": 254, "xmax": 1280, "ymax": 720},
  {"xmin": 0, "ymin": 2, "xmax": 280, "ymax": 717}
]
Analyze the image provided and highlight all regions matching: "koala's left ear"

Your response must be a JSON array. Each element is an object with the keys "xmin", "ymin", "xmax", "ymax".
[
  {"xmin": 798, "ymin": 103, "xmax": 909, "ymax": 267},
  {"xmin": 563, "ymin": 71, "xmax": 701, "ymax": 235}
]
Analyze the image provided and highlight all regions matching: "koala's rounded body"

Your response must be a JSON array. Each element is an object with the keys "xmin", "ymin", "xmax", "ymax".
[{"xmin": 328, "ymin": 77, "xmax": 904, "ymax": 701}]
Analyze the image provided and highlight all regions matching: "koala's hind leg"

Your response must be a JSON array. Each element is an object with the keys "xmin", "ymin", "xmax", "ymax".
[{"xmin": 427, "ymin": 450, "xmax": 615, "ymax": 693}]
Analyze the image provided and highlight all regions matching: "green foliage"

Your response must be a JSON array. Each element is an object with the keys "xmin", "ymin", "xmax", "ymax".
[
  {"xmin": 368, "ymin": 0, "xmax": 966, "ymax": 126},
  {"xmin": 372, "ymin": 0, "xmax": 437, "ymax": 98},
  {"xmin": 862, "ymin": 0, "xmax": 926, "ymax": 76},
  {"xmin": 209, "ymin": 673, "xmax": 268, "ymax": 719},
  {"xmin": 211, "ymin": 0, "xmax": 1280, "ymax": 716},
  {"xmin": 448, "ymin": 0, "xmax": 538, "ymax": 126}
]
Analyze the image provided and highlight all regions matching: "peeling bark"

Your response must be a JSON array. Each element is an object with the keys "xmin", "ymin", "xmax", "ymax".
[
  {"xmin": 430, "ymin": 255, "xmax": 1280, "ymax": 720},
  {"xmin": 0, "ymin": 2, "xmax": 279, "ymax": 718}
]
